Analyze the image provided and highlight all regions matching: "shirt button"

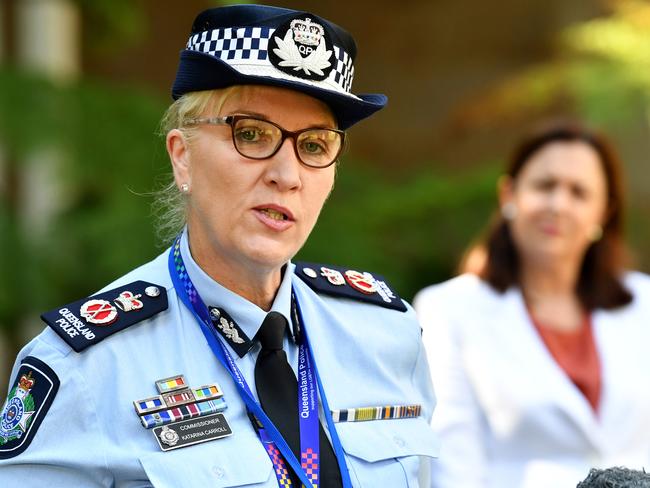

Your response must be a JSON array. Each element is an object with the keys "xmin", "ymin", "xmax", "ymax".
[
  {"xmin": 212, "ymin": 466, "xmax": 225, "ymax": 479},
  {"xmin": 393, "ymin": 436, "xmax": 406, "ymax": 448}
]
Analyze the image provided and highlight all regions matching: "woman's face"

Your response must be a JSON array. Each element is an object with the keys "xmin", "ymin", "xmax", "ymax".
[
  {"xmin": 169, "ymin": 85, "xmax": 337, "ymax": 274},
  {"xmin": 501, "ymin": 140, "xmax": 608, "ymax": 268}
]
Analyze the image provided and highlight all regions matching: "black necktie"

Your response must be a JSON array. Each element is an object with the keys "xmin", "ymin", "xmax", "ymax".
[{"xmin": 254, "ymin": 311, "xmax": 342, "ymax": 488}]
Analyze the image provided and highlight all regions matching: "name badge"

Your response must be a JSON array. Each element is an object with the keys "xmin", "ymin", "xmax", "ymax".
[{"xmin": 153, "ymin": 413, "xmax": 232, "ymax": 451}]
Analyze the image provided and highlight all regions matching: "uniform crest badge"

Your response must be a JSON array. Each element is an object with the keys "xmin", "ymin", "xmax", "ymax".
[
  {"xmin": 158, "ymin": 425, "xmax": 180, "ymax": 447},
  {"xmin": 269, "ymin": 15, "xmax": 334, "ymax": 81},
  {"xmin": 80, "ymin": 299, "xmax": 118, "ymax": 325},
  {"xmin": 0, "ymin": 357, "xmax": 60, "ymax": 459},
  {"xmin": 344, "ymin": 270, "xmax": 378, "ymax": 295},
  {"xmin": 1, "ymin": 373, "xmax": 36, "ymax": 445}
]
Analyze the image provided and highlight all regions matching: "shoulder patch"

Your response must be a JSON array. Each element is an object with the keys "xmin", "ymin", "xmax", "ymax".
[
  {"xmin": 295, "ymin": 262, "xmax": 407, "ymax": 312},
  {"xmin": 41, "ymin": 281, "xmax": 168, "ymax": 352},
  {"xmin": 0, "ymin": 356, "xmax": 59, "ymax": 459}
]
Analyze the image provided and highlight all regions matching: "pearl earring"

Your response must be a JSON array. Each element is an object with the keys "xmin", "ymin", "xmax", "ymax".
[
  {"xmin": 180, "ymin": 183, "xmax": 189, "ymax": 194},
  {"xmin": 590, "ymin": 225, "xmax": 603, "ymax": 242},
  {"xmin": 501, "ymin": 202, "xmax": 517, "ymax": 221}
]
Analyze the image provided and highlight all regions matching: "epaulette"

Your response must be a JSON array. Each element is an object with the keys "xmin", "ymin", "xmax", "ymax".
[
  {"xmin": 41, "ymin": 280, "xmax": 168, "ymax": 352},
  {"xmin": 295, "ymin": 262, "xmax": 407, "ymax": 312}
]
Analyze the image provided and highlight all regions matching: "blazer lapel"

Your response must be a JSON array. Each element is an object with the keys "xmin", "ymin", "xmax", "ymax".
[{"xmin": 503, "ymin": 287, "xmax": 604, "ymax": 448}]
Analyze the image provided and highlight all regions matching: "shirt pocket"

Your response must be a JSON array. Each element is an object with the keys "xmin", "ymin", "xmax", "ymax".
[
  {"xmin": 139, "ymin": 433, "xmax": 274, "ymax": 488},
  {"xmin": 336, "ymin": 417, "xmax": 439, "ymax": 488}
]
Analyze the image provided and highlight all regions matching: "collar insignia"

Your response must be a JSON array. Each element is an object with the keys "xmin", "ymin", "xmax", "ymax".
[{"xmin": 208, "ymin": 307, "xmax": 254, "ymax": 358}]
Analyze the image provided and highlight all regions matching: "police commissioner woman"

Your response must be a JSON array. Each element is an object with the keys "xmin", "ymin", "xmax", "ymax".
[
  {"xmin": 414, "ymin": 121, "xmax": 650, "ymax": 488},
  {"xmin": 0, "ymin": 5, "xmax": 438, "ymax": 487}
]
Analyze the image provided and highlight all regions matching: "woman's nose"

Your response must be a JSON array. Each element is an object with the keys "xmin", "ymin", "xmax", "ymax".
[{"xmin": 263, "ymin": 138, "xmax": 302, "ymax": 191}]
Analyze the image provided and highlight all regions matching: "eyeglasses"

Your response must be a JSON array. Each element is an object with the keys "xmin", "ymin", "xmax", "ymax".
[{"xmin": 185, "ymin": 115, "xmax": 345, "ymax": 168}]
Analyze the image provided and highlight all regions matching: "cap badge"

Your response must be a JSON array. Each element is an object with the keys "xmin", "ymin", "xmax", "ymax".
[
  {"xmin": 270, "ymin": 16, "xmax": 333, "ymax": 80},
  {"xmin": 79, "ymin": 299, "xmax": 118, "ymax": 325}
]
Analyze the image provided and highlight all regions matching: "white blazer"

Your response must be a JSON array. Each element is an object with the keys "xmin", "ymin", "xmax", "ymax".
[{"xmin": 414, "ymin": 272, "xmax": 650, "ymax": 488}]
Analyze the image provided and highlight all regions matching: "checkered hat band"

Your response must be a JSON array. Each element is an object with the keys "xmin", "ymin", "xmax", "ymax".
[{"xmin": 186, "ymin": 27, "xmax": 355, "ymax": 95}]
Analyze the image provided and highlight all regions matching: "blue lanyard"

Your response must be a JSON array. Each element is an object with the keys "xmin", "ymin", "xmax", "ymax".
[
  {"xmin": 293, "ymin": 289, "xmax": 353, "ymax": 488},
  {"xmin": 296, "ymin": 331, "xmax": 320, "ymax": 485},
  {"xmin": 168, "ymin": 237, "xmax": 351, "ymax": 487}
]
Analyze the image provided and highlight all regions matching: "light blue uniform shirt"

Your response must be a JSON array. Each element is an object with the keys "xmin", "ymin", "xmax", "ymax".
[{"xmin": 0, "ymin": 230, "xmax": 438, "ymax": 487}]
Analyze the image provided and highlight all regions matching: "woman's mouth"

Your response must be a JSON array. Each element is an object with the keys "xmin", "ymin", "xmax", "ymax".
[
  {"xmin": 259, "ymin": 208, "xmax": 288, "ymax": 221},
  {"xmin": 253, "ymin": 205, "xmax": 294, "ymax": 231}
]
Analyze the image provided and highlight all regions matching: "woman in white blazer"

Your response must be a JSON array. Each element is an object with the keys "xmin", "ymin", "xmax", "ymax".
[{"xmin": 415, "ymin": 121, "xmax": 650, "ymax": 488}]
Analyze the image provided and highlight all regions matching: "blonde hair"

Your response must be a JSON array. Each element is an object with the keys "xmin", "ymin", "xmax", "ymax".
[{"xmin": 153, "ymin": 87, "xmax": 239, "ymax": 245}]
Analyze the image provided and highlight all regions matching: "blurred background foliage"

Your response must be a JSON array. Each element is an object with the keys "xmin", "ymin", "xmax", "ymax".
[
  {"xmin": 75, "ymin": 0, "xmax": 146, "ymax": 51},
  {"xmin": 0, "ymin": 68, "xmax": 167, "ymax": 358},
  {"xmin": 462, "ymin": 0, "xmax": 650, "ymax": 127},
  {"xmin": 1, "ymin": 0, "xmax": 650, "ymax": 390}
]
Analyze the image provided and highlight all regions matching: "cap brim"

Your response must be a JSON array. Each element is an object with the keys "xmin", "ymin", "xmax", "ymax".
[{"xmin": 172, "ymin": 50, "xmax": 387, "ymax": 130}]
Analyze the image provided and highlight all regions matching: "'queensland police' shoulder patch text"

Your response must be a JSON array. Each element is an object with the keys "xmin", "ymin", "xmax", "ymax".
[{"xmin": 41, "ymin": 281, "xmax": 168, "ymax": 352}]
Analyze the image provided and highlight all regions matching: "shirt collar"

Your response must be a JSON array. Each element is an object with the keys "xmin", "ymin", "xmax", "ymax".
[{"xmin": 179, "ymin": 227, "xmax": 296, "ymax": 347}]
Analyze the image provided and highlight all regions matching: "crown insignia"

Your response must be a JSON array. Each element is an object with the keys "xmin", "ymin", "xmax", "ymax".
[
  {"xmin": 114, "ymin": 291, "xmax": 144, "ymax": 312},
  {"xmin": 18, "ymin": 372, "xmax": 35, "ymax": 391},
  {"xmin": 290, "ymin": 18, "xmax": 324, "ymax": 46}
]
